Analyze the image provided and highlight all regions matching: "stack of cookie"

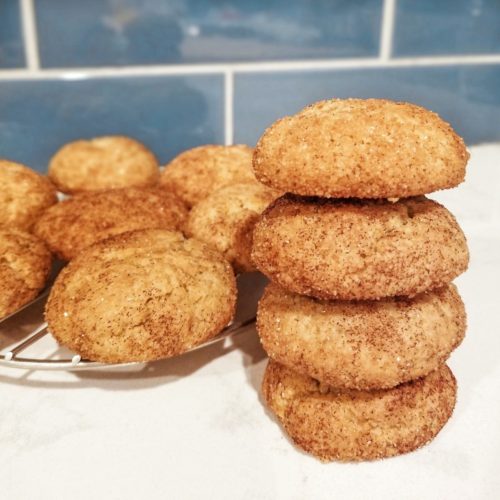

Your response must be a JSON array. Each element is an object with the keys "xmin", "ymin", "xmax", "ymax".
[{"xmin": 251, "ymin": 98, "xmax": 470, "ymax": 462}]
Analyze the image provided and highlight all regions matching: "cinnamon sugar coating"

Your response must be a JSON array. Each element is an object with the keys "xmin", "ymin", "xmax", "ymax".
[
  {"xmin": 0, "ymin": 229, "xmax": 52, "ymax": 318},
  {"xmin": 0, "ymin": 160, "xmax": 57, "ymax": 231},
  {"xmin": 253, "ymin": 98, "xmax": 468, "ymax": 198},
  {"xmin": 34, "ymin": 187, "xmax": 187, "ymax": 261},
  {"xmin": 160, "ymin": 144, "xmax": 255, "ymax": 207},
  {"xmin": 252, "ymin": 195, "xmax": 469, "ymax": 300},
  {"xmin": 48, "ymin": 135, "xmax": 159, "ymax": 194},
  {"xmin": 45, "ymin": 229, "xmax": 236, "ymax": 363},
  {"xmin": 257, "ymin": 283, "xmax": 465, "ymax": 390},
  {"xmin": 262, "ymin": 360, "xmax": 456, "ymax": 462},
  {"xmin": 186, "ymin": 182, "xmax": 279, "ymax": 272}
]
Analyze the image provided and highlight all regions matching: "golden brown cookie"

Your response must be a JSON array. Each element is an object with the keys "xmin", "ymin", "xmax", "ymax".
[
  {"xmin": 254, "ymin": 98, "xmax": 468, "ymax": 198},
  {"xmin": 160, "ymin": 144, "xmax": 255, "ymax": 207},
  {"xmin": 186, "ymin": 182, "xmax": 278, "ymax": 272},
  {"xmin": 258, "ymin": 283, "xmax": 465, "ymax": 390},
  {"xmin": 252, "ymin": 195, "xmax": 469, "ymax": 300},
  {"xmin": 0, "ymin": 229, "xmax": 52, "ymax": 319},
  {"xmin": 262, "ymin": 360, "xmax": 456, "ymax": 462},
  {"xmin": 48, "ymin": 136, "xmax": 159, "ymax": 193},
  {"xmin": 33, "ymin": 187, "xmax": 188, "ymax": 261},
  {"xmin": 45, "ymin": 229, "xmax": 236, "ymax": 363},
  {"xmin": 0, "ymin": 159, "xmax": 57, "ymax": 231}
]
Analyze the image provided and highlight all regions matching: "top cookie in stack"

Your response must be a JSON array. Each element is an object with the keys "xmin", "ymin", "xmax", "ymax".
[
  {"xmin": 251, "ymin": 98, "xmax": 470, "ymax": 462},
  {"xmin": 253, "ymin": 98, "xmax": 468, "ymax": 199}
]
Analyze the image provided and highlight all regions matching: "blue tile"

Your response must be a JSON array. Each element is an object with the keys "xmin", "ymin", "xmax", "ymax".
[
  {"xmin": 394, "ymin": 0, "xmax": 500, "ymax": 56},
  {"xmin": 234, "ymin": 65, "xmax": 500, "ymax": 146},
  {"xmin": 35, "ymin": 0, "xmax": 382, "ymax": 68},
  {"xmin": 0, "ymin": 0, "xmax": 25, "ymax": 68},
  {"xmin": 0, "ymin": 75, "xmax": 223, "ymax": 172}
]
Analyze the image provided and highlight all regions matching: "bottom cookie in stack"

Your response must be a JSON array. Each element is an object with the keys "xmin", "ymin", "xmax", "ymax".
[{"xmin": 262, "ymin": 360, "xmax": 457, "ymax": 462}]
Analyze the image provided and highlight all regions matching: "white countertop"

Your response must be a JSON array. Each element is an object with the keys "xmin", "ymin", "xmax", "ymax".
[{"xmin": 1, "ymin": 144, "xmax": 499, "ymax": 500}]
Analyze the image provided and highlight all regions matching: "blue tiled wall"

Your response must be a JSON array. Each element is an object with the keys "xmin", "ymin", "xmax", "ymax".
[
  {"xmin": 36, "ymin": 0, "xmax": 383, "ymax": 67},
  {"xmin": 394, "ymin": 0, "xmax": 500, "ymax": 56},
  {"xmin": 0, "ymin": 75, "xmax": 224, "ymax": 168},
  {"xmin": 0, "ymin": 0, "xmax": 499, "ymax": 172},
  {"xmin": 0, "ymin": 0, "xmax": 24, "ymax": 68}
]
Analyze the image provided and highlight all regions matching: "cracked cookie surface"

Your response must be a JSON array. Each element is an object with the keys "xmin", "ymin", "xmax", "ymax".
[
  {"xmin": 160, "ymin": 144, "xmax": 255, "ymax": 208},
  {"xmin": 262, "ymin": 360, "xmax": 457, "ymax": 462},
  {"xmin": 252, "ymin": 195, "xmax": 469, "ymax": 300},
  {"xmin": 0, "ymin": 229, "xmax": 52, "ymax": 319},
  {"xmin": 186, "ymin": 182, "xmax": 278, "ymax": 272},
  {"xmin": 45, "ymin": 229, "xmax": 236, "ymax": 362},
  {"xmin": 254, "ymin": 98, "xmax": 468, "ymax": 198},
  {"xmin": 34, "ymin": 187, "xmax": 188, "ymax": 260},
  {"xmin": 0, "ymin": 160, "xmax": 57, "ymax": 231},
  {"xmin": 48, "ymin": 135, "xmax": 159, "ymax": 194},
  {"xmin": 258, "ymin": 283, "xmax": 466, "ymax": 390}
]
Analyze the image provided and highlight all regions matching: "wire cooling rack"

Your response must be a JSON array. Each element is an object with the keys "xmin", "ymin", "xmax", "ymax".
[
  {"xmin": 0, "ymin": 316, "xmax": 255, "ymax": 371},
  {"xmin": 0, "ymin": 272, "xmax": 264, "ymax": 372}
]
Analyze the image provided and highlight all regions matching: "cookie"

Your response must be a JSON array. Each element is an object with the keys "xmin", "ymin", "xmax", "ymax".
[
  {"xmin": 45, "ymin": 229, "xmax": 236, "ymax": 363},
  {"xmin": 160, "ymin": 144, "xmax": 255, "ymax": 207},
  {"xmin": 253, "ymin": 98, "xmax": 468, "ymax": 198},
  {"xmin": 33, "ymin": 187, "xmax": 188, "ymax": 260},
  {"xmin": 0, "ymin": 159, "xmax": 57, "ymax": 231},
  {"xmin": 0, "ymin": 229, "xmax": 52, "ymax": 319},
  {"xmin": 186, "ymin": 182, "xmax": 278, "ymax": 272},
  {"xmin": 262, "ymin": 360, "xmax": 456, "ymax": 462},
  {"xmin": 48, "ymin": 135, "xmax": 159, "ymax": 193},
  {"xmin": 252, "ymin": 195, "xmax": 469, "ymax": 300},
  {"xmin": 258, "ymin": 283, "xmax": 465, "ymax": 390}
]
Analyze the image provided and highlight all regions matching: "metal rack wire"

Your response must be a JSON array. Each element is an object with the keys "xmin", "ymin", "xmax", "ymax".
[{"xmin": 0, "ymin": 316, "xmax": 256, "ymax": 371}]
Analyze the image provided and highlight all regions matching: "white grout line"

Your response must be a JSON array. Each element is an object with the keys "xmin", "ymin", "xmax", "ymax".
[
  {"xmin": 380, "ymin": 0, "xmax": 397, "ymax": 61},
  {"xmin": 0, "ymin": 54, "xmax": 500, "ymax": 81},
  {"xmin": 224, "ymin": 70, "xmax": 234, "ymax": 146},
  {"xmin": 19, "ymin": 0, "xmax": 40, "ymax": 70}
]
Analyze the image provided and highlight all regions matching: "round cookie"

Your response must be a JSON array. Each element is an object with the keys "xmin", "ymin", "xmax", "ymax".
[
  {"xmin": 33, "ymin": 187, "xmax": 188, "ymax": 260},
  {"xmin": 0, "ymin": 160, "xmax": 57, "ymax": 231},
  {"xmin": 45, "ymin": 229, "xmax": 236, "ymax": 363},
  {"xmin": 0, "ymin": 229, "xmax": 52, "ymax": 319},
  {"xmin": 252, "ymin": 195, "xmax": 469, "ymax": 300},
  {"xmin": 48, "ymin": 135, "xmax": 159, "ymax": 193},
  {"xmin": 254, "ymin": 98, "xmax": 468, "ymax": 198},
  {"xmin": 160, "ymin": 144, "xmax": 255, "ymax": 207},
  {"xmin": 258, "ymin": 283, "xmax": 465, "ymax": 390},
  {"xmin": 262, "ymin": 360, "xmax": 457, "ymax": 462},
  {"xmin": 186, "ymin": 182, "xmax": 278, "ymax": 272}
]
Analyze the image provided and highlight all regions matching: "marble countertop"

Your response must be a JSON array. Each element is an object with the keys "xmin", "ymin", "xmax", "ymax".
[{"xmin": 0, "ymin": 144, "xmax": 499, "ymax": 500}]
